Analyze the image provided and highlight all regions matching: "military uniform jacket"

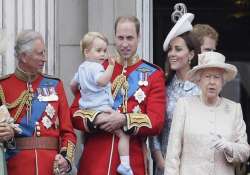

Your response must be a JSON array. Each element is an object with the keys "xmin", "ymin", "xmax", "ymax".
[
  {"xmin": 0, "ymin": 69, "xmax": 76, "ymax": 175},
  {"xmin": 71, "ymin": 59, "xmax": 166, "ymax": 175}
]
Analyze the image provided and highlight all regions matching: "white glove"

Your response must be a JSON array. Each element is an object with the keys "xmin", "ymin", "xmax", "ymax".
[{"xmin": 212, "ymin": 134, "xmax": 233, "ymax": 155}]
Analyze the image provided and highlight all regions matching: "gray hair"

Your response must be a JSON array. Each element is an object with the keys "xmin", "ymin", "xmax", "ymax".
[{"xmin": 14, "ymin": 30, "xmax": 43, "ymax": 58}]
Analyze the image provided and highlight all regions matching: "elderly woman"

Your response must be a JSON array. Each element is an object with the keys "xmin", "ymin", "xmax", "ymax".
[{"xmin": 164, "ymin": 51, "xmax": 250, "ymax": 175}]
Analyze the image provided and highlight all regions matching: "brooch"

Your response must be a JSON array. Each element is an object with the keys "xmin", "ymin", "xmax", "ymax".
[
  {"xmin": 132, "ymin": 105, "xmax": 142, "ymax": 113},
  {"xmin": 45, "ymin": 104, "xmax": 55, "ymax": 119},
  {"xmin": 42, "ymin": 115, "xmax": 52, "ymax": 129},
  {"xmin": 134, "ymin": 88, "xmax": 146, "ymax": 104}
]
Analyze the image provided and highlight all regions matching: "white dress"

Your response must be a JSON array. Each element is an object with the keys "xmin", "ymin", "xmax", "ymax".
[{"xmin": 164, "ymin": 95, "xmax": 250, "ymax": 175}]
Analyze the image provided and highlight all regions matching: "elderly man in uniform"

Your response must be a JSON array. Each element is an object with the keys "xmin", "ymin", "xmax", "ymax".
[{"xmin": 0, "ymin": 30, "xmax": 76, "ymax": 175}]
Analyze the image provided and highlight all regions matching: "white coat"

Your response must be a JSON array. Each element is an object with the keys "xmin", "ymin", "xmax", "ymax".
[{"xmin": 164, "ymin": 96, "xmax": 250, "ymax": 175}]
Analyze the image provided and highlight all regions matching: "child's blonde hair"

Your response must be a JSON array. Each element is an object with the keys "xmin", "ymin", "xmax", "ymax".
[{"xmin": 80, "ymin": 32, "xmax": 108, "ymax": 57}]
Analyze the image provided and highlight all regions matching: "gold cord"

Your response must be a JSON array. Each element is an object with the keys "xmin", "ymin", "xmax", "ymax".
[
  {"xmin": 111, "ymin": 59, "xmax": 129, "ymax": 113},
  {"xmin": 0, "ymin": 84, "xmax": 33, "ymax": 121}
]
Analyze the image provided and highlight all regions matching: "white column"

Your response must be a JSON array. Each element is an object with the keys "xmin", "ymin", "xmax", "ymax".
[
  {"xmin": 23, "ymin": 0, "xmax": 33, "ymax": 29},
  {"xmin": 4, "ymin": 0, "xmax": 16, "ymax": 74},
  {"xmin": 35, "ymin": 0, "xmax": 46, "ymax": 39},
  {"xmin": 0, "ymin": 0, "xmax": 3, "ymax": 74},
  {"xmin": 17, "ymin": 0, "xmax": 23, "ymax": 33},
  {"xmin": 34, "ymin": 0, "xmax": 47, "ymax": 73},
  {"xmin": 136, "ymin": 0, "xmax": 152, "ymax": 63},
  {"xmin": 47, "ymin": 0, "xmax": 55, "ymax": 75}
]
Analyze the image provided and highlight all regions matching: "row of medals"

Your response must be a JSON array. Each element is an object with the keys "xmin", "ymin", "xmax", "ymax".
[{"xmin": 26, "ymin": 83, "xmax": 58, "ymax": 129}]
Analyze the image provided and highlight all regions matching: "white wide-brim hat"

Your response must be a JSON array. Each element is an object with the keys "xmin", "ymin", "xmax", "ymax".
[
  {"xmin": 187, "ymin": 51, "xmax": 238, "ymax": 83},
  {"xmin": 163, "ymin": 13, "xmax": 194, "ymax": 51}
]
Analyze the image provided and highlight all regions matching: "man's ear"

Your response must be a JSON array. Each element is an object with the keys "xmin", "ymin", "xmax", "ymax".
[{"xmin": 19, "ymin": 53, "xmax": 28, "ymax": 63}]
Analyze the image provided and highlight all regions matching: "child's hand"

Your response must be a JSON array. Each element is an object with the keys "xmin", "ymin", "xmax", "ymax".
[
  {"xmin": 108, "ymin": 57, "xmax": 115, "ymax": 66},
  {"xmin": 106, "ymin": 49, "xmax": 115, "ymax": 66}
]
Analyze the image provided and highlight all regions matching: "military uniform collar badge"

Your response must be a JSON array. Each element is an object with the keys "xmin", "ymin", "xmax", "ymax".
[{"xmin": 134, "ymin": 88, "xmax": 146, "ymax": 104}]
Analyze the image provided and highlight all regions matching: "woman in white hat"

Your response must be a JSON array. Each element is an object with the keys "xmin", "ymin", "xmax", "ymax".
[
  {"xmin": 164, "ymin": 51, "xmax": 250, "ymax": 175},
  {"xmin": 149, "ymin": 13, "xmax": 201, "ymax": 175}
]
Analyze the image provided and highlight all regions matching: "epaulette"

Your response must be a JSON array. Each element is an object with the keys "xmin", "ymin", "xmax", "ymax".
[
  {"xmin": 0, "ymin": 74, "xmax": 11, "ymax": 81},
  {"xmin": 41, "ymin": 73, "xmax": 60, "ymax": 80},
  {"xmin": 142, "ymin": 60, "xmax": 162, "ymax": 71}
]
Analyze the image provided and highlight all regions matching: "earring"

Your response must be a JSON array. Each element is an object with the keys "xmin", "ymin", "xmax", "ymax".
[{"xmin": 188, "ymin": 59, "xmax": 191, "ymax": 64}]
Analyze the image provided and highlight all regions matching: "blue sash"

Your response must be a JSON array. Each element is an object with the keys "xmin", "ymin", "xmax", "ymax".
[
  {"xmin": 113, "ymin": 63, "xmax": 157, "ymax": 110},
  {"xmin": 6, "ymin": 77, "xmax": 59, "ymax": 159}
]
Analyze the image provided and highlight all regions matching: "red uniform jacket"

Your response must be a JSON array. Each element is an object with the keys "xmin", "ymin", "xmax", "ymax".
[
  {"xmin": 71, "ymin": 59, "xmax": 165, "ymax": 175},
  {"xmin": 0, "ymin": 71, "xmax": 76, "ymax": 175}
]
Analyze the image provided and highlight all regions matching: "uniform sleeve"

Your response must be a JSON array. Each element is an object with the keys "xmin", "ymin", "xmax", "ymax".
[
  {"xmin": 164, "ymin": 98, "xmax": 186, "ymax": 175},
  {"xmin": 70, "ymin": 92, "xmax": 100, "ymax": 132},
  {"xmin": 70, "ymin": 92, "xmax": 85, "ymax": 130},
  {"xmin": 225, "ymin": 103, "xmax": 250, "ymax": 163},
  {"xmin": 126, "ymin": 69, "xmax": 166, "ymax": 136},
  {"xmin": 57, "ymin": 80, "xmax": 76, "ymax": 162}
]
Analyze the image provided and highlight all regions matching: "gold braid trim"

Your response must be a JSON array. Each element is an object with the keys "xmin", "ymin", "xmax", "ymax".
[
  {"xmin": 0, "ymin": 84, "xmax": 31, "ymax": 121},
  {"xmin": 66, "ymin": 140, "xmax": 75, "ymax": 163},
  {"xmin": 73, "ymin": 109, "xmax": 101, "ymax": 122},
  {"xmin": 125, "ymin": 113, "xmax": 152, "ymax": 130},
  {"xmin": 112, "ymin": 74, "xmax": 126, "ymax": 100},
  {"xmin": 112, "ymin": 74, "xmax": 129, "ymax": 113}
]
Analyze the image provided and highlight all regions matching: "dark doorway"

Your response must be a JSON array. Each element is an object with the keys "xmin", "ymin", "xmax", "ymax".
[
  {"xmin": 153, "ymin": 0, "xmax": 250, "ymax": 66},
  {"xmin": 153, "ymin": 0, "xmax": 250, "ymax": 170}
]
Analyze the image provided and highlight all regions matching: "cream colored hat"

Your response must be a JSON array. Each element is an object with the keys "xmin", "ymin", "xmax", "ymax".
[
  {"xmin": 163, "ymin": 13, "xmax": 194, "ymax": 51},
  {"xmin": 187, "ymin": 51, "xmax": 238, "ymax": 82}
]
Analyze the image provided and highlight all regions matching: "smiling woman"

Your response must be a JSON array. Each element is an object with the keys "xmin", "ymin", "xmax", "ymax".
[{"xmin": 149, "ymin": 12, "xmax": 201, "ymax": 175}]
